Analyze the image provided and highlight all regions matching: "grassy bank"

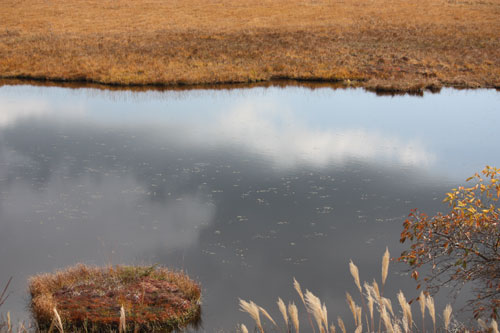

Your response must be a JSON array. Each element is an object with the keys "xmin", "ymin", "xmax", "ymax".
[
  {"xmin": 1, "ymin": 0, "xmax": 499, "ymax": 93},
  {"xmin": 29, "ymin": 265, "xmax": 201, "ymax": 332}
]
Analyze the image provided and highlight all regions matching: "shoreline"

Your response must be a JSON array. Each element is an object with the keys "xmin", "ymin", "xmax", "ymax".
[{"xmin": 1, "ymin": 0, "xmax": 498, "ymax": 95}]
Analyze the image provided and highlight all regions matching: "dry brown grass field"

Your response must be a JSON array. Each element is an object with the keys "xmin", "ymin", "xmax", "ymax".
[{"xmin": 0, "ymin": 0, "xmax": 499, "ymax": 92}]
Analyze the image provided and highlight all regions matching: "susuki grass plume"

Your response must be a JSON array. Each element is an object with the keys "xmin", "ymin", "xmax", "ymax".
[
  {"xmin": 240, "ymin": 323, "xmax": 249, "ymax": 333},
  {"xmin": 426, "ymin": 294, "xmax": 436, "ymax": 333},
  {"xmin": 443, "ymin": 304, "xmax": 452, "ymax": 331},
  {"xmin": 288, "ymin": 302, "xmax": 299, "ymax": 333},
  {"xmin": 239, "ymin": 299, "xmax": 263, "ymax": 333},
  {"xmin": 337, "ymin": 316, "xmax": 346, "ymax": 333},
  {"xmin": 305, "ymin": 290, "xmax": 327, "ymax": 333},
  {"xmin": 294, "ymin": 278, "xmax": 315, "ymax": 333},
  {"xmin": 419, "ymin": 290, "xmax": 426, "ymax": 333},
  {"xmin": 277, "ymin": 298, "xmax": 288, "ymax": 329},
  {"xmin": 238, "ymin": 248, "xmax": 470, "ymax": 333},
  {"xmin": 382, "ymin": 248, "xmax": 390, "ymax": 288}
]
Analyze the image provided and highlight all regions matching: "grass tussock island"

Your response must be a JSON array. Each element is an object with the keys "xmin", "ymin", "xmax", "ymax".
[
  {"xmin": 0, "ymin": 0, "xmax": 499, "ymax": 93},
  {"xmin": 29, "ymin": 265, "xmax": 201, "ymax": 332}
]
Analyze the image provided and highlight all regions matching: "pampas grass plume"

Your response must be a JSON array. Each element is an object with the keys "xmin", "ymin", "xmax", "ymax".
[
  {"xmin": 239, "ymin": 299, "xmax": 263, "ymax": 333},
  {"xmin": 443, "ymin": 304, "xmax": 452, "ymax": 330},
  {"xmin": 381, "ymin": 306, "xmax": 394, "ymax": 333},
  {"xmin": 240, "ymin": 323, "xmax": 249, "ymax": 333},
  {"xmin": 382, "ymin": 247, "xmax": 390, "ymax": 286},
  {"xmin": 288, "ymin": 302, "xmax": 299, "ymax": 333},
  {"xmin": 491, "ymin": 319, "xmax": 499, "ymax": 333},
  {"xmin": 426, "ymin": 294, "xmax": 435, "ymax": 332},
  {"xmin": 337, "ymin": 316, "xmax": 346, "ymax": 333},
  {"xmin": 294, "ymin": 278, "xmax": 305, "ymax": 305},
  {"xmin": 277, "ymin": 297, "xmax": 288, "ymax": 328},
  {"xmin": 305, "ymin": 289, "xmax": 325, "ymax": 333},
  {"xmin": 346, "ymin": 292, "xmax": 357, "ymax": 325},
  {"xmin": 349, "ymin": 260, "xmax": 362, "ymax": 292}
]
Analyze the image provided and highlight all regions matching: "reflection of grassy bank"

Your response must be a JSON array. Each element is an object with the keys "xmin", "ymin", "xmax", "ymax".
[
  {"xmin": 29, "ymin": 265, "xmax": 201, "ymax": 332},
  {"xmin": 0, "ymin": 0, "xmax": 498, "ymax": 93}
]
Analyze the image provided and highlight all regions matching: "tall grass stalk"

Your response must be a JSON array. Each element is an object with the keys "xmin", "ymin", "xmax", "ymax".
[{"xmin": 119, "ymin": 305, "xmax": 126, "ymax": 333}]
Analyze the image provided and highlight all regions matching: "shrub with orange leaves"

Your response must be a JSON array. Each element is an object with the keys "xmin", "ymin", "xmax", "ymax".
[{"xmin": 399, "ymin": 166, "xmax": 500, "ymax": 320}]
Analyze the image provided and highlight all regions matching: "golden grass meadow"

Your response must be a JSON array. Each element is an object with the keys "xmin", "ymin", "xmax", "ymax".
[{"xmin": 1, "ymin": 0, "xmax": 499, "ymax": 93}]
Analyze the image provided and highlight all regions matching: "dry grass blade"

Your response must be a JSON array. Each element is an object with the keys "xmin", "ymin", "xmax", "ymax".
[
  {"xmin": 382, "ymin": 247, "xmax": 390, "ymax": 287},
  {"xmin": 278, "ymin": 298, "xmax": 288, "ymax": 328},
  {"xmin": 119, "ymin": 305, "xmax": 126, "ymax": 333},
  {"xmin": 337, "ymin": 317, "xmax": 346, "ymax": 333},
  {"xmin": 330, "ymin": 324, "xmax": 336, "ymax": 333},
  {"xmin": 288, "ymin": 302, "xmax": 299, "ymax": 333},
  {"xmin": 354, "ymin": 324, "xmax": 362, "ymax": 333},
  {"xmin": 239, "ymin": 299, "xmax": 263, "ymax": 333},
  {"xmin": 0, "ymin": 277, "xmax": 12, "ymax": 308},
  {"xmin": 443, "ymin": 304, "xmax": 452, "ymax": 331},
  {"xmin": 53, "ymin": 308, "xmax": 63, "ymax": 333},
  {"xmin": 349, "ymin": 260, "xmax": 362, "ymax": 293},
  {"xmin": 259, "ymin": 306, "xmax": 277, "ymax": 327},
  {"xmin": 240, "ymin": 323, "xmax": 249, "ymax": 333},
  {"xmin": 7, "ymin": 311, "xmax": 11, "ymax": 332}
]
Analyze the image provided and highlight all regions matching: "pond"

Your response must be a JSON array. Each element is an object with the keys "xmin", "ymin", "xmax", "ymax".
[{"xmin": 0, "ymin": 84, "xmax": 499, "ymax": 331}]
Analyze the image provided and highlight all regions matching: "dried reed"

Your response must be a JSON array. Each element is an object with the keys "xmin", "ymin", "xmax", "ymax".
[
  {"xmin": 240, "ymin": 323, "xmax": 249, "ymax": 333},
  {"xmin": 119, "ymin": 305, "xmax": 126, "ymax": 333}
]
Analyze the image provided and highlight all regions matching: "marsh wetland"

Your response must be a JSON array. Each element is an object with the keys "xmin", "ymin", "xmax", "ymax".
[{"xmin": 0, "ymin": 84, "xmax": 499, "ymax": 331}]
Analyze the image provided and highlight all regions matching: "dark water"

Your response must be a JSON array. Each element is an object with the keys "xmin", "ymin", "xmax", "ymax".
[{"xmin": 0, "ymin": 85, "xmax": 498, "ymax": 331}]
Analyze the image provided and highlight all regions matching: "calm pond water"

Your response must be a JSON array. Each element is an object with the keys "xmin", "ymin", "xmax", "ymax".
[{"xmin": 0, "ymin": 84, "xmax": 499, "ymax": 331}]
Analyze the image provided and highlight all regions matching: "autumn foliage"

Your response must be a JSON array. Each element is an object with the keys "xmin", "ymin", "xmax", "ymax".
[{"xmin": 399, "ymin": 166, "xmax": 500, "ymax": 319}]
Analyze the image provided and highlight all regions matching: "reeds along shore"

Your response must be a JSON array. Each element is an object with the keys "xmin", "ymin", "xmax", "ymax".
[
  {"xmin": 0, "ymin": 0, "xmax": 499, "ymax": 93},
  {"xmin": 238, "ymin": 248, "xmax": 500, "ymax": 333}
]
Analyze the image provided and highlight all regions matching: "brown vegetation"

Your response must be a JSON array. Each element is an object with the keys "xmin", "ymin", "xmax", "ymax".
[
  {"xmin": 29, "ymin": 264, "xmax": 201, "ymax": 332},
  {"xmin": 0, "ymin": 0, "xmax": 499, "ymax": 92}
]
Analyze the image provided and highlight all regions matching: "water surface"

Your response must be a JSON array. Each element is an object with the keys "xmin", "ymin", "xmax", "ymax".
[{"xmin": 0, "ymin": 85, "xmax": 499, "ymax": 331}]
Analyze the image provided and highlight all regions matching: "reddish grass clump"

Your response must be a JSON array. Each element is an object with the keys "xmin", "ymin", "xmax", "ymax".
[{"xmin": 29, "ymin": 264, "xmax": 201, "ymax": 332}]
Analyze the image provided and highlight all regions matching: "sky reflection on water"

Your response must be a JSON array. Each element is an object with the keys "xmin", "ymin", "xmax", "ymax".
[{"xmin": 0, "ymin": 85, "xmax": 499, "ymax": 331}]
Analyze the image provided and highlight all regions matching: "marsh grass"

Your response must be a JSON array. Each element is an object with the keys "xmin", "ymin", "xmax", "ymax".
[
  {"xmin": 0, "ymin": 0, "xmax": 499, "ymax": 93},
  {"xmin": 238, "ymin": 249, "xmax": 499, "ymax": 332},
  {"xmin": 28, "ymin": 264, "xmax": 201, "ymax": 332}
]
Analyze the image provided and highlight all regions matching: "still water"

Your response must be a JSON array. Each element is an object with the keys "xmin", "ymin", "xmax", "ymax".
[{"xmin": 0, "ymin": 84, "xmax": 498, "ymax": 331}]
